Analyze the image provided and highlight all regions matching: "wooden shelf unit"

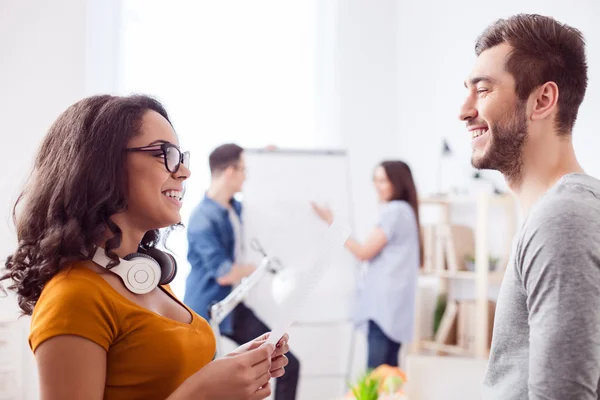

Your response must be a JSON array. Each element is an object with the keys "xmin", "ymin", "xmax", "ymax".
[
  {"xmin": 419, "ymin": 340, "xmax": 472, "ymax": 357},
  {"xmin": 412, "ymin": 191, "xmax": 518, "ymax": 359},
  {"xmin": 419, "ymin": 270, "xmax": 504, "ymax": 284}
]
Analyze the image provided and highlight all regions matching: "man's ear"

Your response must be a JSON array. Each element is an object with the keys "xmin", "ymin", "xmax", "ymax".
[
  {"xmin": 530, "ymin": 81, "xmax": 559, "ymax": 121},
  {"xmin": 224, "ymin": 165, "xmax": 236, "ymax": 177}
]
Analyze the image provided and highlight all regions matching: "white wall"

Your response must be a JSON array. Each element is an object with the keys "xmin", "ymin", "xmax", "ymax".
[{"xmin": 337, "ymin": 0, "xmax": 402, "ymax": 239}]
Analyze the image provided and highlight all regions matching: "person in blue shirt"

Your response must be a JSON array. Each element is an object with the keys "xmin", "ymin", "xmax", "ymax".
[
  {"xmin": 312, "ymin": 160, "xmax": 422, "ymax": 369},
  {"xmin": 184, "ymin": 143, "xmax": 300, "ymax": 400}
]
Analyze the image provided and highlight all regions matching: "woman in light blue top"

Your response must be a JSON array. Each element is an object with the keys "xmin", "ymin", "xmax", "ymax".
[{"xmin": 312, "ymin": 160, "xmax": 422, "ymax": 368}]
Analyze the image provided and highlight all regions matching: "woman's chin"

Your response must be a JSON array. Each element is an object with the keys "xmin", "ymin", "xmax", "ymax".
[
  {"xmin": 167, "ymin": 215, "xmax": 182, "ymax": 227},
  {"xmin": 156, "ymin": 212, "xmax": 182, "ymax": 229}
]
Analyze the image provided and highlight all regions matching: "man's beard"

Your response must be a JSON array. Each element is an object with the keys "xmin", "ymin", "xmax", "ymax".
[{"xmin": 471, "ymin": 100, "xmax": 528, "ymax": 186}]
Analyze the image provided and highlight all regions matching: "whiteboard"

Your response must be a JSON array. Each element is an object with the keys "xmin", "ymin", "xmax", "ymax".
[{"xmin": 240, "ymin": 149, "xmax": 359, "ymax": 327}]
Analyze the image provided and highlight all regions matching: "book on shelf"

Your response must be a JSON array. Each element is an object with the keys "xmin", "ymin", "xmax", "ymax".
[
  {"xmin": 421, "ymin": 224, "xmax": 475, "ymax": 273},
  {"xmin": 429, "ymin": 299, "xmax": 497, "ymax": 355},
  {"xmin": 456, "ymin": 299, "xmax": 496, "ymax": 354},
  {"xmin": 434, "ymin": 301, "xmax": 458, "ymax": 345}
]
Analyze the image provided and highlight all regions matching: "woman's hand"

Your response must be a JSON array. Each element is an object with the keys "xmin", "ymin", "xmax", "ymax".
[
  {"xmin": 170, "ymin": 343, "xmax": 275, "ymax": 400},
  {"xmin": 310, "ymin": 202, "xmax": 334, "ymax": 225},
  {"xmin": 230, "ymin": 333, "xmax": 291, "ymax": 379}
]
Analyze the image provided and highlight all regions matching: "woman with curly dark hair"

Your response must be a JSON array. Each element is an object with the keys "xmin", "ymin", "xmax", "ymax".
[{"xmin": 1, "ymin": 94, "xmax": 289, "ymax": 400}]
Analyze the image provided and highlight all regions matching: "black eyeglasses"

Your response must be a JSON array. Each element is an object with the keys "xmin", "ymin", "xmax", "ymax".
[{"xmin": 126, "ymin": 143, "xmax": 190, "ymax": 173}]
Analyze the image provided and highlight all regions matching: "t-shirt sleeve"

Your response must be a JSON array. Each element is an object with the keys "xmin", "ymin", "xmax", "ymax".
[
  {"xmin": 519, "ymin": 204, "xmax": 600, "ymax": 399},
  {"xmin": 29, "ymin": 270, "xmax": 119, "ymax": 353},
  {"xmin": 377, "ymin": 201, "xmax": 413, "ymax": 241}
]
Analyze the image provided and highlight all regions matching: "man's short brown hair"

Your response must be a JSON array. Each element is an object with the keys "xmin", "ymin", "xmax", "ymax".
[
  {"xmin": 475, "ymin": 14, "xmax": 588, "ymax": 135},
  {"xmin": 209, "ymin": 143, "xmax": 244, "ymax": 174}
]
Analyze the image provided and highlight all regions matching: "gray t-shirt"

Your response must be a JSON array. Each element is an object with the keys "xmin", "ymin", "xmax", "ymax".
[{"xmin": 483, "ymin": 173, "xmax": 600, "ymax": 399}]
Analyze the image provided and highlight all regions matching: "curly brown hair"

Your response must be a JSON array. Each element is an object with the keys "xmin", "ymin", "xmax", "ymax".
[{"xmin": 1, "ymin": 94, "xmax": 172, "ymax": 315}]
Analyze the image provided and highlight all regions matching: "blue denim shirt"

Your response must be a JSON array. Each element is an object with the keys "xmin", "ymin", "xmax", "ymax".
[{"xmin": 183, "ymin": 195, "xmax": 243, "ymax": 335}]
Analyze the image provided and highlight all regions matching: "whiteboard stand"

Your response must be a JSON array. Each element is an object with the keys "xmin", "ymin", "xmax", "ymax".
[{"xmin": 209, "ymin": 255, "xmax": 280, "ymax": 358}]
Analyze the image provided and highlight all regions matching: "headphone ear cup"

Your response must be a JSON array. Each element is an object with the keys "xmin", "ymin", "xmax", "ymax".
[
  {"xmin": 120, "ymin": 253, "xmax": 162, "ymax": 294},
  {"xmin": 143, "ymin": 247, "xmax": 178, "ymax": 285}
]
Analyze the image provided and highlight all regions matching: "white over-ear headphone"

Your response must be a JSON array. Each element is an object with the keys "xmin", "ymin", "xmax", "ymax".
[{"xmin": 91, "ymin": 247, "xmax": 177, "ymax": 294}]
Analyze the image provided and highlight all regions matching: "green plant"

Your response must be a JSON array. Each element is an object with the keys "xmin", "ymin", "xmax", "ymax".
[
  {"xmin": 348, "ymin": 370, "xmax": 381, "ymax": 400},
  {"xmin": 464, "ymin": 254, "xmax": 501, "ymax": 271},
  {"xmin": 464, "ymin": 254, "xmax": 500, "ymax": 264},
  {"xmin": 433, "ymin": 293, "xmax": 447, "ymax": 335},
  {"xmin": 382, "ymin": 375, "xmax": 404, "ymax": 394}
]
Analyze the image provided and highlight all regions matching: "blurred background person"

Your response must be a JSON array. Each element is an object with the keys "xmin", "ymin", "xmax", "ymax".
[
  {"xmin": 184, "ymin": 143, "xmax": 300, "ymax": 400},
  {"xmin": 312, "ymin": 160, "xmax": 422, "ymax": 369}
]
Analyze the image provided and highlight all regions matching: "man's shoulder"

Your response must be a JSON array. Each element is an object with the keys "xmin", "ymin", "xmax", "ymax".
[
  {"xmin": 522, "ymin": 174, "xmax": 600, "ymax": 241},
  {"xmin": 188, "ymin": 199, "xmax": 219, "ymax": 229},
  {"xmin": 551, "ymin": 173, "xmax": 600, "ymax": 204},
  {"xmin": 189, "ymin": 200, "xmax": 210, "ymax": 218},
  {"xmin": 513, "ymin": 175, "xmax": 600, "ymax": 280}
]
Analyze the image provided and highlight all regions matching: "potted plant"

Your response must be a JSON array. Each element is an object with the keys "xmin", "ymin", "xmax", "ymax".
[
  {"xmin": 464, "ymin": 255, "xmax": 499, "ymax": 271},
  {"xmin": 348, "ymin": 370, "xmax": 381, "ymax": 400},
  {"xmin": 433, "ymin": 294, "xmax": 447, "ymax": 336},
  {"xmin": 346, "ymin": 365, "xmax": 408, "ymax": 399}
]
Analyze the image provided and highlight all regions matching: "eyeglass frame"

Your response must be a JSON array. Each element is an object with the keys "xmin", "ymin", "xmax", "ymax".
[{"xmin": 125, "ymin": 142, "xmax": 190, "ymax": 173}]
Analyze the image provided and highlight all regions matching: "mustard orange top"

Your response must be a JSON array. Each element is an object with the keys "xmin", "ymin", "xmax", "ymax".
[{"xmin": 29, "ymin": 263, "xmax": 216, "ymax": 400}]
